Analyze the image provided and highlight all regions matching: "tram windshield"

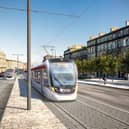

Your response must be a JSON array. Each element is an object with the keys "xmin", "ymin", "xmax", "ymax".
[{"xmin": 50, "ymin": 62, "xmax": 76, "ymax": 87}]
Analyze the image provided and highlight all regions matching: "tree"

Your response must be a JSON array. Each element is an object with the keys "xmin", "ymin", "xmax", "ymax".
[
  {"xmin": 75, "ymin": 60, "xmax": 82, "ymax": 74},
  {"xmin": 107, "ymin": 55, "xmax": 121, "ymax": 80},
  {"xmin": 121, "ymin": 50, "xmax": 129, "ymax": 79},
  {"xmin": 94, "ymin": 56, "xmax": 109, "ymax": 76}
]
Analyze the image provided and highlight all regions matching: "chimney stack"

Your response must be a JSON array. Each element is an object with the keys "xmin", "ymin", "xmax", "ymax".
[
  {"xmin": 126, "ymin": 20, "xmax": 129, "ymax": 26},
  {"xmin": 110, "ymin": 27, "xmax": 119, "ymax": 32},
  {"xmin": 89, "ymin": 35, "xmax": 97, "ymax": 40},
  {"xmin": 98, "ymin": 32, "xmax": 105, "ymax": 37}
]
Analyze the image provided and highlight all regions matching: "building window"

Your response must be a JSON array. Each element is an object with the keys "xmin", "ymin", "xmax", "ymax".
[
  {"xmin": 101, "ymin": 37, "xmax": 105, "ymax": 42},
  {"xmin": 97, "ymin": 39, "xmax": 100, "ymax": 43},
  {"xmin": 112, "ymin": 34, "xmax": 116, "ymax": 39},
  {"xmin": 108, "ymin": 42, "xmax": 112, "ymax": 50},
  {"xmin": 103, "ymin": 44, "xmax": 106, "ymax": 50},
  {"xmin": 126, "ymin": 38, "xmax": 129, "ymax": 46},
  {"xmin": 117, "ymin": 40, "xmax": 122, "ymax": 48},
  {"xmin": 119, "ymin": 30, "xmax": 123, "ymax": 37},
  {"xmin": 112, "ymin": 41, "xmax": 115, "ymax": 49},
  {"xmin": 121, "ymin": 39, "xmax": 126, "ymax": 47},
  {"xmin": 104, "ymin": 37, "xmax": 107, "ymax": 42},
  {"xmin": 123, "ymin": 28, "xmax": 129, "ymax": 35},
  {"xmin": 97, "ymin": 45, "xmax": 100, "ymax": 52},
  {"xmin": 107, "ymin": 35, "xmax": 110, "ymax": 40}
]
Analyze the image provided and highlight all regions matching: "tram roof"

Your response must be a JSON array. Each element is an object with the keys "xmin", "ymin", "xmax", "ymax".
[
  {"xmin": 31, "ymin": 58, "xmax": 74, "ymax": 71},
  {"xmin": 31, "ymin": 63, "xmax": 45, "ymax": 70},
  {"xmin": 48, "ymin": 58, "xmax": 73, "ymax": 63}
]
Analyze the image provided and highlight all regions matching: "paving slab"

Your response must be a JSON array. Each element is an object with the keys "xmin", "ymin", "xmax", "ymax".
[{"xmin": 0, "ymin": 78, "xmax": 67, "ymax": 129}]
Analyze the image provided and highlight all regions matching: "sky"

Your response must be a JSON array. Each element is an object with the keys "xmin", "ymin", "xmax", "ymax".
[{"xmin": 0, "ymin": 0, "xmax": 129, "ymax": 65}]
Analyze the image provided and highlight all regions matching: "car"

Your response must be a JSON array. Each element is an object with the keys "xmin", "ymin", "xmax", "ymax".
[
  {"xmin": 0, "ymin": 72, "xmax": 5, "ymax": 78},
  {"xmin": 4, "ymin": 69, "xmax": 15, "ymax": 80}
]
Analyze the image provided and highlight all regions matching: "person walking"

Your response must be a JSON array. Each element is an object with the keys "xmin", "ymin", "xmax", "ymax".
[{"xmin": 103, "ymin": 74, "xmax": 106, "ymax": 85}]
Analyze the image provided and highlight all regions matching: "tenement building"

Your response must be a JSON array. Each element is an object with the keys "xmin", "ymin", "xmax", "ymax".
[
  {"xmin": 87, "ymin": 21, "xmax": 129, "ymax": 59},
  {"xmin": 64, "ymin": 21, "xmax": 129, "ymax": 61},
  {"xmin": 64, "ymin": 45, "xmax": 88, "ymax": 60},
  {"xmin": 0, "ymin": 51, "xmax": 26, "ymax": 73},
  {"xmin": 0, "ymin": 51, "xmax": 7, "ymax": 72},
  {"xmin": 6, "ymin": 59, "xmax": 26, "ymax": 70}
]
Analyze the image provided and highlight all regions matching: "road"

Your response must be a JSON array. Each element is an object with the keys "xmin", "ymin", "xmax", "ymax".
[
  {"xmin": 32, "ymin": 82, "xmax": 129, "ymax": 129},
  {"xmin": 30, "ymin": 80, "xmax": 129, "ymax": 129},
  {"xmin": 0, "ymin": 79, "xmax": 14, "ymax": 121},
  {"xmin": 78, "ymin": 83, "xmax": 129, "ymax": 111}
]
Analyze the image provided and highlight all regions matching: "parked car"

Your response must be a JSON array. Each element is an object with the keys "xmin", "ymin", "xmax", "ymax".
[{"xmin": 0, "ymin": 72, "xmax": 5, "ymax": 78}]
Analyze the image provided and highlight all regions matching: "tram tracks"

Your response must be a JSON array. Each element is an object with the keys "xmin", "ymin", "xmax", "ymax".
[
  {"xmin": 54, "ymin": 95, "xmax": 129, "ymax": 128},
  {"xmin": 78, "ymin": 94, "xmax": 129, "ymax": 126},
  {"xmin": 32, "ymin": 85, "xmax": 129, "ymax": 129},
  {"xmin": 51, "ymin": 94, "xmax": 129, "ymax": 129},
  {"xmin": 52, "ymin": 102, "xmax": 88, "ymax": 129},
  {"xmin": 47, "ymin": 102, "xmax": 88, "ymax": 129},
  {"xmin": 32, "ymin": 86, "xmax": 87, "ymax": 129}
]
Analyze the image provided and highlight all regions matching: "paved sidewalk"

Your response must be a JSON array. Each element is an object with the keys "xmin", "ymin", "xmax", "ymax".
[
  {"xmin": 0, "ymin": 78, "xmax": 67, "ymax": 129},
  {"xmin": 78, "ymin": 78, "xmax": 129, "ymax": 89}
]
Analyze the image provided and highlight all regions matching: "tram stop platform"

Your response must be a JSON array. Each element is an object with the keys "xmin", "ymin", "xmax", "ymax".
[{"xmin": 0, "ymin": 78, "xmax": 67, "ymax": 129}]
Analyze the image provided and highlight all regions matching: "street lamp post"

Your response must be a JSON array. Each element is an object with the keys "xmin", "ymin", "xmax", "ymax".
[
  {"xmin": 27, "ymin": 0, "xmax": 31, "ymax": 110},
  {"xmin": 12, "ymin": 54, "xmax": 23, "ymax": 74}
]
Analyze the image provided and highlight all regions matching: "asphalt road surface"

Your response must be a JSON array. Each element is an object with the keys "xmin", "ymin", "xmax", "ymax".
[
  {"xmin": 31, "ymin": 81, "xmax": 129, "ymax": 129},
  {"xmin": 78, "ymin": 83, "xmax": 129, "ymax": 112},
  {"xmin": 0, "ymin": 79, "xmax": 14, "ymax": 121}
]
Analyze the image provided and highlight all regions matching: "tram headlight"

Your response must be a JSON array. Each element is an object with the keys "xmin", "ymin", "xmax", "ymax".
[
  {"xmin": 51, "ymin": 87, "xmax": 55, "ymax": 92},
  {"xmin": 54, "ymin": 87, "xmax": 59, "ymax": 92},
  {"xmin": 59, "ymin": 88, "xmax": 63, "ymax": 92},
  {"xmin": 54, "ymin": 87, "xmax": 60, "ymax": 93}
]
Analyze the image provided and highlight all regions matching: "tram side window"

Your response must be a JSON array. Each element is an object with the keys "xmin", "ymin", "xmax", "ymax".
[
  {"xmin": 43, "ymin": 69, "xmax": 49, "ymax": 87},
  {"xmin": 35, "ymin": 71, "xmax": 38, "ymax": 79},
  {"xmin": 37, "ymin": 71, "xmax": 41, "ymax": 79}
]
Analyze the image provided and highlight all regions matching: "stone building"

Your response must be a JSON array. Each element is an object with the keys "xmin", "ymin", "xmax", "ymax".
[
  {"xmin": 6, "ymin": 59, "xmax": 26, "ymax": 71},
  {"xmin": 87, "ymin": 21, "xmax": 129, "ymax": 59},
  {"xmin": 0, "ymin": 51, "xmax": 26, "ymax": 72},
  {"xmin": 64, "ymin": 21, "xmax": 129, "ymax": 61},
  {"xmin": 64, "ymin": 45, "xmax": 87, "ymax": 60},
  {"xmin": 0, "ymin": 51, "xmax": 7, "ymax": 72}
]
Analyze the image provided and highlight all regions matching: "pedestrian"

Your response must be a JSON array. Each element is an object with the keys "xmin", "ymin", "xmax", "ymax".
[{"xmin": 103, "ymin": 74, "xmax": 106, "ymax": 84}]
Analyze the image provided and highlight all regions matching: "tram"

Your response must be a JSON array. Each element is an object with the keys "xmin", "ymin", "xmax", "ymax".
[{"xmin": 31, "ymin": 58, "xmax": 78, "ymax": 101}]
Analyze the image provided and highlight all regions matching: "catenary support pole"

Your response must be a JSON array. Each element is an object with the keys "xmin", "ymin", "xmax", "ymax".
[{"xmin": 27, "ymin": 0, "xmax": 31, "ymax": 110}]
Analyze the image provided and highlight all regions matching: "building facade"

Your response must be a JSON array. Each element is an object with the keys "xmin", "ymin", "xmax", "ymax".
[
  {"xmin": 0, "ymin": 51, "xmax": 7, "ymax": 72},
  {"xmin": 6, "ymin": 59, "xmax": 26, "ymax": 70},
  {"xmin": 64, "ymin": 21, "xmax": 129, "ymax": 61},
  {"xmin": 64, "ymin": 45, "xmax": 88, "ymax": 60},
  {"xmin": 87, "ymin": 22, "xmax": 129, "ymax": 59},
  {"xmin": 0, "ymin": 51, "xmax": 26, "ymax": 73}
]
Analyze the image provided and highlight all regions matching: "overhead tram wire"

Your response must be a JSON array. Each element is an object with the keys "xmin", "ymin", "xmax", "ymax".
[
  {"xmin": 0, "ymin": 6, "xmax": 80, "ymax": 18},
  {"xmin": 45, "ymin": 7, "xmax": 88, "ymax": 44},
  {"xmin": 41, "ymin": 7, "xmax": 88, "ymax": 52}
]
